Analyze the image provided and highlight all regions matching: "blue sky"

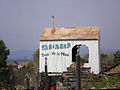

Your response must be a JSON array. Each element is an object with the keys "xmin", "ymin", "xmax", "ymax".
[{"xmin": 0, "ymin": 0, "xmax": 120, "ymax": 51}]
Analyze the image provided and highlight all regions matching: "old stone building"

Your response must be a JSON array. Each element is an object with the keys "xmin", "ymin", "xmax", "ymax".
[{"xmin": 39, "ymin": 27, "xmax": 100, "ymax": 74}]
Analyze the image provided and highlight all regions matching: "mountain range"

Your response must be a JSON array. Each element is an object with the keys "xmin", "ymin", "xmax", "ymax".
[
  {"xmin": 7, "ymin": 50, "xmax": 34, "ymax": 62},
  {"xmin": 7, "ymin": 49, "xmax": 118, "ymax": 62}
]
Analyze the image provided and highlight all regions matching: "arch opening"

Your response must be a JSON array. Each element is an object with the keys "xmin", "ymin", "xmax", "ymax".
[
  {"xmin": 80, "ymin": 45, "xmax": 89, "ymax": 63},
  {"xmin": 72, "ymin": 45, "xmax": 77, "ymax": 62},
  {"xmin": 72, "ymin": 45, "xmax": 89, "ymax": 62},
  {"xmin": 72, "ymin": 45, "xmax": 90, "ymax": 72}
]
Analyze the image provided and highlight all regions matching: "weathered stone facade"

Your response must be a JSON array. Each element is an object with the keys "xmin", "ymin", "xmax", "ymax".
[{"xmin": 39, "ymin": 27, "xmax": 100, "ymax": 74}]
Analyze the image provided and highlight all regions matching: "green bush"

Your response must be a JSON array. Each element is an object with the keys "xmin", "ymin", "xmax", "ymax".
[{"xmin": 87, "ymin": 74, "xmax": 120, "ymax": 89}]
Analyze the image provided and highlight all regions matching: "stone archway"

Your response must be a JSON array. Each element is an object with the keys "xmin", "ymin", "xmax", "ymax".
[
  {"xmin": 70, "ymin": 40, "xmax": 100, "ymax": 74},
  {"xmin": 72, "ymin": 45, "xmax": 89, "ymax": 63},
  {"xmin": 80, "ymin": 45, "xmax": 89, "ymax": 63},
  {"xmin": 72, "ymin": 44, "xmax": 90, "ymax": 72},
  {"xmin": 72, "ymin": 45, "xmax": 77, "ymax": 62}
]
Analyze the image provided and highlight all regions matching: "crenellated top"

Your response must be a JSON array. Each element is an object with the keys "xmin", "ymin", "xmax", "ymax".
[{"xmin": 40, "ymin": 26, "xmax": 100, "ymax": 41}]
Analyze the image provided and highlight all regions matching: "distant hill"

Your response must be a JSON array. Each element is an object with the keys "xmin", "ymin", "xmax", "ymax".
[
  {"xmin": 80, "ymin": 48, "xmax": 117, "ymax": 55},
  {"xmin": 100, "ymin": 48, "xmax": 117, "ymax": 54},
  {"xmin": 7, "ymin": 49, "xmax": 118, "ymax": 62},
  {"xmin": 7, "ymin": 50, "xmax": 34, "ymax": 62}
]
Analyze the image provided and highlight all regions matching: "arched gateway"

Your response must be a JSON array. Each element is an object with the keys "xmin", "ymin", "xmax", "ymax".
[{"xmin": 39, "ymin": 27, "xmax": 100, "ymax": 74}]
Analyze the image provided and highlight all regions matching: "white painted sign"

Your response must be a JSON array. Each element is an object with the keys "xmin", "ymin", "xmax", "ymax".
[
  {"xmin": 39, "ymin": 40, "xmax": 100, "ymax": 74},
  {"xmin": 39, "ymin": 27, "xmax": 100, "ymax": 74}
]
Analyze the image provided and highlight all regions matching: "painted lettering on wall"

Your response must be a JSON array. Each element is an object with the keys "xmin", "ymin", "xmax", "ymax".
[
  {"xmin": 42, "ymin": 43, "xmax": 71, "ymax": 50},
  {"xmin": 41, "ymin": 53, "xmax": 49, "ymax": 57},
  {"xmin": 41, "ymin": 51, "xmax": 69, "ymax": 57}
]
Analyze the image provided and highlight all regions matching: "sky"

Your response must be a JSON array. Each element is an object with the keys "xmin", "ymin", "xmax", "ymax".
[{"xmin": 0, "ymin": 0, "xmax": 120, "ymax": 51}]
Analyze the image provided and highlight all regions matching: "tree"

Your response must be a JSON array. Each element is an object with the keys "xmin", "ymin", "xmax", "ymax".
[
  {"xmin": 0, "ymin": 40, "xmax": 10, "ymax": 71},
  {"xmin": 114, "ymin": 50, "xmax": 120, "ymax": 64},
  {"xmin": 33, "ymin": 49, "xmax": 39, "ymax": 65},
  {"xmin": 25, "ymin": 49, "xmax": 39, "ymax": 88},
  {"xmin": 26, "ymin": 49, "xmax": 39, "ymax": 76},
  {"xmin": 101, "ymin": 53, "xmax": 114, "ymax": 65},
  {"xmin": 0, "ymin": 40, "xmax": 10, "ymax": 88},
  {"xmin": 26, "ymin": 62, "xmax": 36, "ymax": 77},
  {"xmin": 32, "ymin": 49, "xmax": 39, "ymax": 89}
]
